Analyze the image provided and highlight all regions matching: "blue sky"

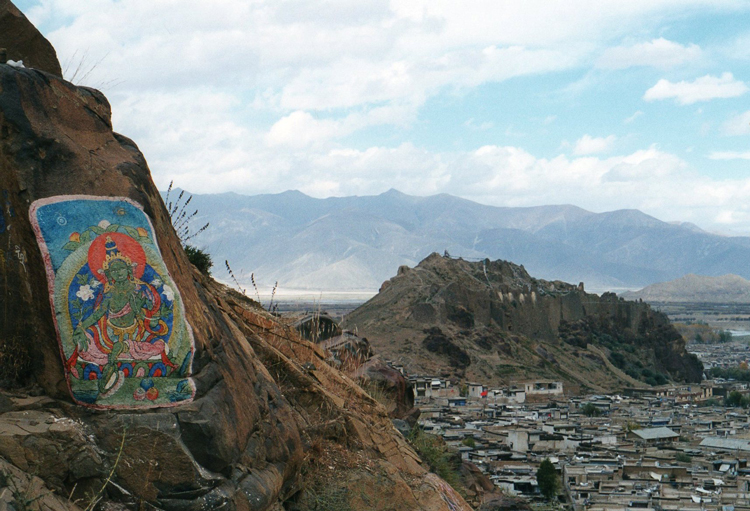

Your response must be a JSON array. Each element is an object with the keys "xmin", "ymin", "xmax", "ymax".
[{"xmin": 15, "ymin": 0, "xmax": 750, "ymax": 234}]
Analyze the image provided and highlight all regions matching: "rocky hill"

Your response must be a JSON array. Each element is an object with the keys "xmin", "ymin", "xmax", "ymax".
[
  {"xmin": 621, "ymin": 273, "xmax": 750, "ymax": 303},
  {"xmin": 343, "ymin": 254, "xmax": 703, "ymax": 391},
  {"xmin": 0, "ymin": 6, "xmax": 472, "ymax": 510}
]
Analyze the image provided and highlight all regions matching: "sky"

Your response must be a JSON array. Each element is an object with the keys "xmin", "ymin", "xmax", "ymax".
[{"xmin": 15, "ymin": 0, "xmax": 750, "ymax": 235}]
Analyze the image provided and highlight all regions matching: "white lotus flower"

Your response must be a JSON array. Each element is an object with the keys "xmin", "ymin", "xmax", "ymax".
[
  {"xmin": 162, "ymin": 285, "xmax": 175, "ymax": 301},
  {"xmin": 98, "ymin": 219, "xmax": 111, "ymax": 229},
  {"xmin": 76, "ymin": 285, "xmax": 94, "ymax": 301}
]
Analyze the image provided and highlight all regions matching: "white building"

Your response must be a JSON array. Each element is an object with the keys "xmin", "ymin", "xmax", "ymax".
[{"xmin": 523, "ymin": 380, "xmax": 563, "ymax": 396}]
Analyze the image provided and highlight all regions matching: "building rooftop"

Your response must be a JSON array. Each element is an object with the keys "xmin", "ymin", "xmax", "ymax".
[
  {"xmin": 699, "ymin": 437, "xmax": 750, "ymax": 451},
  {"xmin": 631, "ymin": 427, "xmax": 679, "ymax": 440}
]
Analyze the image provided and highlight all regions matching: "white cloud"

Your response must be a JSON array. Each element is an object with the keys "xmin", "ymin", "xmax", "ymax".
[
  {"xmin": 265, "ymin": 103, "xmax": 418, "ymax": 148},
  {"xmin": 722, "ymin": 110, "xmax": 750, "ymax": 135},
  {"xmin": 265, "ymin": 112, "xmax": 342, "ymax": 148},
  {"xmin": 709, "ymin": 151, "xmax": 750, "ymax": 160},
  {"xmin": 596, "ymin": 38, "xmax": 702, "ymax": 69},
  {"xmin": 573, "ymin": 134, "xmax": 617, "ymax": 155},
  {"xmin": 275, "ymin": 44, "xmax": 581, "ymax": 111},
  {"xmin": 310, "ymin": 143, "xmax": 450, "ymax": 196},
  {"xmin": 276, "ymin": 142, "xmax": 750, "ymax": 235},
  {"xmin": 432, "ymin": 145, "xmax": 747, "ymax": 226},
  {"xmin": 102, "ymin": 86, "xmax": 750, "ymax": 234},
  {"xmin": 624, "ymin": 111, "xmax": 644, "ymax": 124},
  {"xmin": 19, "ymin": 0, "xmax": 750, "ymax": 235},
  {"xmin": 30, "ymin": 1, "xmax": 747, "ymax": 113},
  {"xmin": 644, "ymin": 72, "xmax": 749, "ymax": 105},
  {"xmin": 602, "ymin": 147, "xmax": 685, "ymax": 181}
]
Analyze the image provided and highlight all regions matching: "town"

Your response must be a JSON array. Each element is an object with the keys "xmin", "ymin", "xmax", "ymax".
[{"xmin": 398, "ymin": 342, "xmax": 750, "ymax": 511}]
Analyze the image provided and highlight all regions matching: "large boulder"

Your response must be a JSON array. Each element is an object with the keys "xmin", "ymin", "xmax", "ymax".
[
  {"xmin": 0, "ymin": 60, "xmax": 305, "ymax": 509},
  {"xmin": 353, "ymin": 355, "xmax": 414, "ymax": 419},
  {"xmin": 0, "ymin": 0, "xmax": 62, "ymax": 77}
]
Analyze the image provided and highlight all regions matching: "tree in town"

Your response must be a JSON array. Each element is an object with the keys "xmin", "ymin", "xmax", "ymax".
[
  {"xmin": 536, "ymin": 458, "xmax": 560, "ymax": 500},
  {"xmin": 581, "ymin": 403, "xmax": 601, "ymax": 417},
  {"xmin": 726, "ymin": 391, "xmax": 744, "ymax": 407}
]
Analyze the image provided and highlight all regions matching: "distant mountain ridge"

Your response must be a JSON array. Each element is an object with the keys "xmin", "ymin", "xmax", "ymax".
[
  {"xmin": 621, "ymin": 274, "xmax": 750, "ymax": 303},
  {"xmin": 175, "ymin": 188, "xmax": 750, "ymax": 292}
]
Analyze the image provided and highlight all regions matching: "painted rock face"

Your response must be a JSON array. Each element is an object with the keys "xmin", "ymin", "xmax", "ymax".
[{"xmin": 30, "ymin": 196, "xmax": 195, "ymax": 409}]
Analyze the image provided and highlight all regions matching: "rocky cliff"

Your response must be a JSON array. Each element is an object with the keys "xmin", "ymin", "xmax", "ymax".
[
  {"xmin": 0, "ymin": 0, "xmax": 62, "ymax": 77},
  {"xmin": 0, "ymin": 9, "xmax": 472, "ymax": 511},
  {"xmin": 344, "ymin": 254, "xmax": 703, "ymax": 391}
]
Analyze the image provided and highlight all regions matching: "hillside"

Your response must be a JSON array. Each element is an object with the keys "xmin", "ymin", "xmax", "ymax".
[
  {"xmin": 343, "ymin": 254, "xmax": 703, "ymax": 392},
  {"xmin": 180, "ymin": 188, "xmax": 750, "ymax": 293},
  {"xmin": 0, "ymin": 8, "xmax": 471, "ymax": 510},
  {"xmin": 621, "ymin": 273, "xmax": 750, "ymax": 303}
]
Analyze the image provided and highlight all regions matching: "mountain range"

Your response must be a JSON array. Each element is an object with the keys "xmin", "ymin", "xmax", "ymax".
[{"xmin": 176, "ymin": 188, "xmax": 750, "ymax": 293}]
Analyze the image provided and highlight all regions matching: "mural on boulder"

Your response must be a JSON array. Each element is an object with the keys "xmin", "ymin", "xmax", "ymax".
[{"xmin": 30, "ymin": 195, "xmax": 195, "ymax": 408}]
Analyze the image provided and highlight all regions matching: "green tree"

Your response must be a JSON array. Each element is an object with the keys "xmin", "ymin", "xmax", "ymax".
[
  {"xmin": 184, "ymin": 244, "xmax": 213, "ymax": 275},
  {"xmin": 700, "ymin": 398, "xmax": 720, "ymax": 407},
  {"xmin": 581, "ymin": 403, "xmax": 601, "ymax": 417},
  {"xmin": 726, "ymin": 391, "xmax": 744, "ymax": 407},
  {"xmin": 675, "ymin": 452, "xmax": 691, "ymax": 463},
  {"xmin": 408, "ymin": 427, "xmax": 463, "ymax": 492},
  {"xmin": 626, "ymin": 421, "xmax": 641, "ymax": 432},
  {"xmin": 536, "ymin": 458, "xmax": 560, "ymax": 500}
]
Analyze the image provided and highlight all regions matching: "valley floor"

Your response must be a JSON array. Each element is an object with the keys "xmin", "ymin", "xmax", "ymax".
[{"xmin": 653, "ymin": 301, "xmax": 750, "ymax": 334}]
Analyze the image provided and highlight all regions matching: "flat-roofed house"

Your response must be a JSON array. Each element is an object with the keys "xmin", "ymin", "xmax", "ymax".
[
  {"xmin": 523, "ymin": 380, "xmax": 563, "ymax": 396},
  {"xmin": 700, "ymin": 436, "xmax": 750, "ymax": 452},
  {"xmin": 628, "ymin": 427, "xmax": 679, "ymax": 445}
]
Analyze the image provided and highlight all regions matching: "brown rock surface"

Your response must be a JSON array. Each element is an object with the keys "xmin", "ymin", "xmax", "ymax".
[
  {"xmin": 459, "ymin": 460, "xmax": 496, "ymax": 505},
  {"xmin": 0, "ymin": 0, "xmax": 62, "ymax": 77},
  {"xmin": 477, "ymin": 494, "xmax": 532, "ymax": 511},
  {"xmin": 0, "ymin": 46, "xmax": 472, "ymax": 511},
  {"xmin": 353, "ymin": 355, "xmax": 415, "ymax": 419}
]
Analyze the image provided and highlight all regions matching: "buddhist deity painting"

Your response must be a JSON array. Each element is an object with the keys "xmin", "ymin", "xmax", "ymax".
[{"xmin": 30, "ymin": 196, "xmax": 194, "ymax": 408}]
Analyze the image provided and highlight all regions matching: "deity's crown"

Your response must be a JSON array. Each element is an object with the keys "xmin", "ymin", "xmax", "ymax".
[{"xmin": 101, "ymin": 236, "xmax": 133, "ymax": 270}]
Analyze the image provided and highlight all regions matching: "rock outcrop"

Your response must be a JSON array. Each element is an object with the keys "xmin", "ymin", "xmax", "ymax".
[
  {"xmin": 344, "ymin": 254, "xmax": 703, "ymax": 391},
  {"xmin": 0, "ymin": 9, "xmax": 472, "ymax": 510},
  {"xmin": 352, "ymin": 355, "xmax": 415, "ymax": 419},
  {"xmin": 0, "ymin": 0, "xmax": 62, "ymax": 76}
]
